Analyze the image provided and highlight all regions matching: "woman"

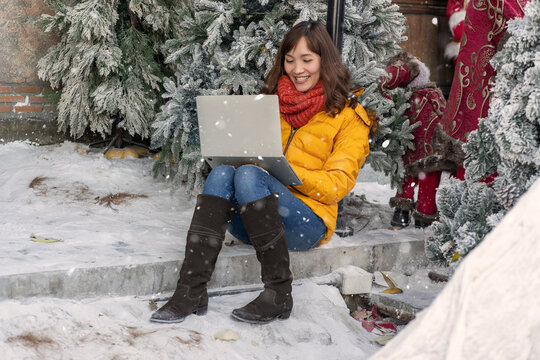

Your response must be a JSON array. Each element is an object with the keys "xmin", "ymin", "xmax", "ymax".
[{"xmin": 150, "ymin": 20, "xmax": 373, "ymax": 325}]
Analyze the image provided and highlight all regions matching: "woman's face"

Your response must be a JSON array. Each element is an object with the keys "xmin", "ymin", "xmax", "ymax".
[{"xmin": 284, "ymin": 36, "xmax": 321, "ymax": 93}]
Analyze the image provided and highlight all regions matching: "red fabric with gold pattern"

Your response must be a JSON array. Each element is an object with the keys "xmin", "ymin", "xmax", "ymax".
[
  {"xmin": 441, "ymin": 0, "xmax": 528, "ymax": 143},
  {"xmin": 277, "ymin": 75, "xmax": 326, "ymax": 128},
  {"xmin": 404, "ymin": 89, "xmax": 446, "ymax": 165},
  {"xmin": 380, "ymin": 59, "xmax": 412, "ymax": 93}
]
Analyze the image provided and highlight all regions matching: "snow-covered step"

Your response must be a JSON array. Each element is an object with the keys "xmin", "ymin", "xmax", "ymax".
[{"xmin": 0, "ymin": 236, "xmax": 429, "ymax": 300}]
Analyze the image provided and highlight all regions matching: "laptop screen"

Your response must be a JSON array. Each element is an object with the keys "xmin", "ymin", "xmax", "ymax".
[{"xmin": 196, "ymin": 95, "xmax": 283, "ymax": 157}]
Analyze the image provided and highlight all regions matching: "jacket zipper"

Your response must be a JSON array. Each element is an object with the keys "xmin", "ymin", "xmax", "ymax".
[
  {"xmin": 284, "ymin": 127, "xmax": 297, "ymax": 155},
  {"xmin": 283, "ymin": 127, "xmax": 307, "ymax": 196}
]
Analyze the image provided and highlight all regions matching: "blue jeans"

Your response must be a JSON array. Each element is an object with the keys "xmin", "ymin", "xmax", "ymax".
[{"xmin": 202, "ymin": 165, "xmax": 326, "ymax": 251}]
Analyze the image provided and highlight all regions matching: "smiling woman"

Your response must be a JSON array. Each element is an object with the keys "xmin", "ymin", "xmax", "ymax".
[
  {"xmin": 150, "ymin": 20, "xmax": 375, "ymax": 327},
  {"xmin": 261, "ymin": 21, "xmax": 353, "ymax": 117},
  {"xmin": 284, "ymin": 37, "xmax": 321, "ymax": 93}
]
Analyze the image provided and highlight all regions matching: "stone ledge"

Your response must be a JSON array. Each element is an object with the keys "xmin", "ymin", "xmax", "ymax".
[
  {"xmin": 0, "ymin": 113, "xmax": 107, "ymax": 145},
  {"xmin": 0, "ymin": 239, "xmax": 430, "ymax": 300},
  {"xmin": 0, "ymin": 113, "xmax": 62, "ymax": 144}
]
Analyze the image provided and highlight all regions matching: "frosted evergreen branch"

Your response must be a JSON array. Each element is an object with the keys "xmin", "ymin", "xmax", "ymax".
[{"xmin": 67, "ymin": 0, "xmax": 119, "ymax": 43}]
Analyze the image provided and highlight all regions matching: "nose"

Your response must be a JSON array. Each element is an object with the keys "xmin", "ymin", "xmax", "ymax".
[{"xmin": 292, "ymin": 62, "xmax": 305, "ymax": 75}]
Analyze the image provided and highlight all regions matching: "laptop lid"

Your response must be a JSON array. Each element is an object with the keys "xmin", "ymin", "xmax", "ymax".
[{"xmin": 196, "ymin": 95, "xmax": 302, "ymax": 186}]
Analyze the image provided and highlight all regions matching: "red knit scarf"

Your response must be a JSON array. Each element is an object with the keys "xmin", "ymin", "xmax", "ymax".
[{"xmin": 277, "ymin": 75, "xmax": 326, "ymax": 128}]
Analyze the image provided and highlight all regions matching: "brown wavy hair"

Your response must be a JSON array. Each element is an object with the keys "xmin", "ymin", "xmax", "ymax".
[{"xmin": 261, "ymin": 20, "xmax": 352, "ymax": 116}]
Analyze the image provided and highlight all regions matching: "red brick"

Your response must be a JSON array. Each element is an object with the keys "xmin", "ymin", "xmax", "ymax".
[
  {"xmin": 15, "ymin": 105, "xmax": 43, "ymax": 113},
  {"xmin": 29, "ymin": 96, "xmax": 45, "ymax": 104},
  {"xmin": 0, "ymin": 95, "xmax": 25, "ymax": 103},
  {"xmin": 14, "ymin": 85, "xmax": 41, "ymax": 94},
  {"xmin": 26, "ymin": 2, "xmax": 53, "ymax": 17},
  {"xmin": 0, "ymin": 86, "xmax": 11, "ymax": 94},
  {"xmin": 44, "ymin": 105, "xmax": 57, "ymax": 112},
  {"xmin": 0, "ymin": 105, "xmax": 12, "ymax": 113}
]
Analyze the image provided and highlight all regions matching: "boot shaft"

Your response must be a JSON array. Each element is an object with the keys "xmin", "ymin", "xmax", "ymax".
[
  {"xmin": 232, "ymin": 193, "xmax": 293, "ymax": 324},
  {"xmin": 179, "ymin": 194, "xmax": 235, "ymax": 286},
  {"xmin": 239, "ymin": 193, "xmax": 284, "ymax": 251},
  {"xmin": 151, "ymin": 194, "xmax": 235, "ymax": 324},
  {"xmin": 239, "ymin": 193, "xmax": 292, "ymax": 291},
  {"xmin": 191, "ymin": 194, "xmax": 236, "ymax": 235}
]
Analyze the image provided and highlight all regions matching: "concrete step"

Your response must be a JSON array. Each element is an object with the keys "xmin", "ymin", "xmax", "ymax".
[
  {"xmin": 343, "ymin": 268, "xmax": 450, "ymax": 322},
  {"xmin": 0, "ymin": 234, "xmax": 429, "ymax": 300}
]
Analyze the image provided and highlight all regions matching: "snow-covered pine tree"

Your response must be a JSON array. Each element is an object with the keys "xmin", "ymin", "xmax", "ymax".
[
  {"xmin": 151, "ymin": 0, "xmax": 411, "ymax": 194},
  {"xmin": 426, "ymin": 0, "xmax": 540, "ymax": 264},
  {"xmin": 37, "ymin": 0, "xmax": 183, "ymax": 140},
  {"xmin": 368, "ymin": 86, "xmax": 415, "ymax": 191}
]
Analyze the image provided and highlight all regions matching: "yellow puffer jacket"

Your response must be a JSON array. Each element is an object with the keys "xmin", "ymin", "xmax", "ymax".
[{"xmin": 281, "ymin": 103, "xmax": 371, "ymax": 245}]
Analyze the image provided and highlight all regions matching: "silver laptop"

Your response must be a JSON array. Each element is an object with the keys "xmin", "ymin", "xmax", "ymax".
[{"xmin": 196, "ymin": 94, "xmax": 302, "ymax": 186}]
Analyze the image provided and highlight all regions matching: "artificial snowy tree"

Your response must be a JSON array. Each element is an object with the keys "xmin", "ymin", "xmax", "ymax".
[
  {"xmin": 37, "ymin": 0, "xmax": 183, "ymax": 140},
  {"xmin": 426, "ymin": 0, "xmax": 540, "ymax": 264},
  {"xmin": 151, "ymin": 0, "xmax": 410, "ymax": 193}
]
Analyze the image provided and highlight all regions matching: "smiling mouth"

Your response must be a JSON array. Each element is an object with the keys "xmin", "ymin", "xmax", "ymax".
[{"xmin": 294, "ymin": 75, "xmax": 310, "ymax": 83}]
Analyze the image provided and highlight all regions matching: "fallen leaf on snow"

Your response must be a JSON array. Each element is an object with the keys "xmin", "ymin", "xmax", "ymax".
[
  {"xmin": 370, "ymin": 306, "xmax": 381, "ymax": 321},
  {"xmin": 376, "ymin": 321, "xmax": 397, "ymax": 332},
  {"xmin": 380, "ymin": 271, "xmax": 399, "ymax": 288},
  {"xmin": 214, "ymin": 329, "xmax": 239, "ymax": 341},
  {"xmin": 352, "ymin": 307, "xmax": 370, "ymax": 320},
  {"xmin": 361, "ymin": 320, "xmax": 376, "ymax": 332},
  {"xmin": 375, "ymin": 334, "xmax": 395, "ymax": 345},
  {"xmin": 381, "ymin": 287, "xmax": 403, "ymax": 294},
  {"xmin": 30, "ymin": 234, "xmax": 62, "ymax": 243}
]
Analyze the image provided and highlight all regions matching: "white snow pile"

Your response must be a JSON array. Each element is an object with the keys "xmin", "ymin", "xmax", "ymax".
[
  {"xmin": 0, "ymin": 141, "xmax": 195, "ymax": 275},
  {"xmin": 0, "ymin": 282, "xmax": 381, "ymax": 359},
  {"xmin": 370, "ymin": 178, "xmax": 540, "ymax": 360}
]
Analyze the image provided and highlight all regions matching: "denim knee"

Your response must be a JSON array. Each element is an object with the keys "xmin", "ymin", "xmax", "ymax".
[
  {"xmin": 234, "ymin": 165, "xmax": 269, "ymax": 204},
  {"xmin": 203, "ymin": 165, "xmax": 236, "ymax": 200},
  {"xmin": 234, "ymin": 164, "xmax": 265, "ymax": 183}
]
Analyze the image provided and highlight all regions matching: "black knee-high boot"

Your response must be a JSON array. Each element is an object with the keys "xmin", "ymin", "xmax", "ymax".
[
  {"xmin": 150, "ymin": 194, "xmax": 235, "ymax": 323},
  {"xmin": 231, "ymin": 193, "xmax": 293, "ymax": 324}
]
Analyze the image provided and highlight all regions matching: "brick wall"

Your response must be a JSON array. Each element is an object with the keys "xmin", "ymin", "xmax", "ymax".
[
  {"xmin": 0, "ymin": 0, "xmax": 63, "ymax": 144},
  {"xmin": 0, "ymin": 84, "xmax": 55, "ymax": 115}
]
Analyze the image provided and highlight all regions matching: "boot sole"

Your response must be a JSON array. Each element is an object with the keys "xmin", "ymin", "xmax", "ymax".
[
  {"xmin": 150, "ymin": 306, "xmax": 208, "ymax": 324},
  {"xmin": 230, "ymin": 310, "xmax": 291, "ymax": 324}
]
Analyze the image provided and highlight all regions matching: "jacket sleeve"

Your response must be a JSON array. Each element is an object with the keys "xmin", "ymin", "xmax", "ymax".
[{"xmin": 290, "ymin": 105, "xmax": 371, "ymax": 205}]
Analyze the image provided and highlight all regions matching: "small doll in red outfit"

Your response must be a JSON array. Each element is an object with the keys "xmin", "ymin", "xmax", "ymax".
[{"xmin": 380, "ymin": 52, "xmax": 456, "ymax": 228}]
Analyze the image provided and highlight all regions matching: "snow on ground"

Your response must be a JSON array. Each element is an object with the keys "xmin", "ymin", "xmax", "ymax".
[
  {"xmin": 0, "ymin": 141, "xmax": 417, "ymax": 359},
  {"xmin": 0, "ymin": 282, "xmax": 381, "ymax": 359},
  {"xmin": 0, "ymin": 141, "xmax": 419, "ymax": 277},
  {"xmin": 5, "ymin": 141, "xmax": 537, "ymax": 359},
  {"xmin": 370, "ymin": 179, "xmax": 540, "ymax": 360},
  {"xmin": 0, "ymin": 141, "xmax": 194, "ymax": 276}
]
